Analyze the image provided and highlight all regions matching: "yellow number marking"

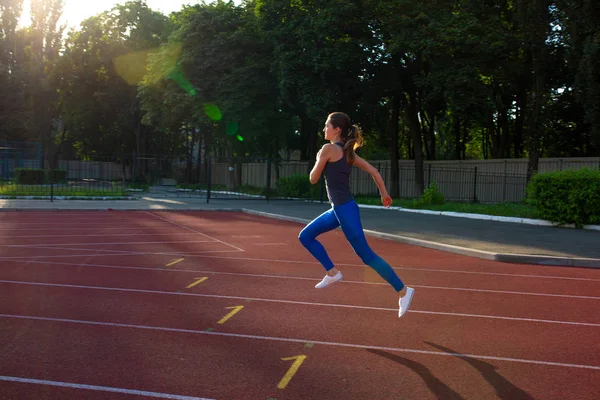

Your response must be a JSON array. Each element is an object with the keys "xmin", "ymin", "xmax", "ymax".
[
  {"xmin": 165, "ymin": 258, "xmax": 184, "ymax": 267},
  {"xmin": 217, "ymin": 306, "xmax": 244, "ymax": 325},
  {"xmin": 278, "ymin": 355, "xmax": 307, "ymax": 390},
  {"xmin": 186, "ymin": 277, "xmax": 208, "ymax": 289}
]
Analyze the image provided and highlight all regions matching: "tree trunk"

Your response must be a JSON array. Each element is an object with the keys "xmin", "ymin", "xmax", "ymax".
[
  {"xmin": 403, "ymin": 93, "xmax": 425, "ymax": 195},
  {"xmin": 526, "ymin": 149, "xmax": 540, "ymax": 183},
  {"xmin": 488, "ymin": 109, "xmax": 500, "ymax": 158},
  {"xmin": 390, "ymin": 94, "xmax": 401, "ymax": 197},
  {"xmin": 454, "ymin": 117, "xmax": 462, "ymax": 160},
  {"xmin": 300, "ymin": 113, "xmax": 318, "ymax": 164},
  {"xmin": 423, "ymin": 113, "xmax": 436, "ymax": 161},
  {"xmin": 522, "ymin": 0, "xmax": 550, "ymax": 182},
  {"xmin": 514, "ymin": 89, "xmax": 526, "ymax": 157}
]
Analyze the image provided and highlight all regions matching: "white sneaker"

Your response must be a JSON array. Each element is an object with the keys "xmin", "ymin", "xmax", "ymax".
[
  {"xmin": 398, "ymin": 287, "xmax": 415, "ymax": 317},
  {"xmin": 315, "ymin": 271, "xmax": 343, "ymax": 289}
]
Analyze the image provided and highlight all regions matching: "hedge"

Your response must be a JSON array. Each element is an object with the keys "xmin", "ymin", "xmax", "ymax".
[
  {"xmin": 526, "ymin": 168, "xmax": 600, "ymax": 228},
  {"xmin": 14, "ymin": 168, "xmax": 67, "ymax": 184}
]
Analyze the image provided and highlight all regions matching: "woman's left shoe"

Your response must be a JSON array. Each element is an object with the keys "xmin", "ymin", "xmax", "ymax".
[{"xmin": 315, "ymin": 271, "xmax": 343, "ymax": 289}]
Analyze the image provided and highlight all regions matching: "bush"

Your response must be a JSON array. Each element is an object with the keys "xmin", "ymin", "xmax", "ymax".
[
  {"xmin": 413, "ymin": 182, "xmax": 445, "ymax": 206},
  {"xmin": 14, "ymin": 168, "xmax": 67, "ymax": 184},
  {"xmin": 526, "ymin": 168, "xmax": 600, "ymax": 228},
  {"xmin": 275, "ymin": 174, "xmax": 321, "ymax": 199},
  {"xmin": 47, "ymin": 169, "xmax": 67, "ymax": 183},
  {"xmin": 14, "ymin": 168, "xmax": 44, "ymax": 184}
]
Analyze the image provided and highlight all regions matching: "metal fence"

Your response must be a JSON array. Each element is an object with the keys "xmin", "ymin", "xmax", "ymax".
[
  {"xmin": 0, "ymin": 141, "xmax": 43, "ymax": 180},
  {"xmin": 1, "ymin": 151, "xmax": 598, "ymax": 203}
]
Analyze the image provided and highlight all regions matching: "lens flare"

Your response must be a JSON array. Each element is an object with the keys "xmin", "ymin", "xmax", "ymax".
[
  {"xmin": 168, "ymin": 69, "xmax": 196, "ymax": 96},
  {"xmin": 226, "ymin": 121, "xmax": 239, "ymax": 136},
  {"xmin": 204, "ymin": 104, "xmax": 222, "ymax": 121},
  {"xmin": 114, "ymin": 43, "xmax": 184, "ymax": 86},
  {"xmin": 113, "ymin": 49, "xmax": 150, "ymax": 85}
]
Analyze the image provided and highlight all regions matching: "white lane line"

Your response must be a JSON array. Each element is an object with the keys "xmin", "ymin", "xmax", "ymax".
[
  {"xmin": 0, "ymin": 247, "xmax": 241, "ymax": 257},
  {"xmin": 35, "ymin": 252, "xmax": 597, "ymax": 283},
  {"xmin": 0, "ymin": 222, "xmax": 182, "ymax": 227},
  {"xmin": 0, "ymin": 227, "xmax": 156, "ymax": 232},
  {"xmin": 393, "ymin": 266, "xmax": 600, "ymax": 282},
  {"xmin": 1, "ymin": 314, "xmax": 599, "ymax": 371},
  {"xmin": 5, "ymin": 240, "xmax": 215, "ymax": 247},
  {"xmin": 0, "ymin": 217, "xmax": 148, "ymax": 222},
  {"xmin": 1, "ymin": 259, "xmax": 598, "ymax": 300},
  {"xmin": 9, "ymin": 259, "xmax": 600, "ymax": 299},
  {"xmin": 0, "ymin": 247, "xmax": 246, "ymax": 261},
  {"xmin": 411, "ymin": 284, "xmax": 600, "ymax": 300},
  {"xmin": 0, "ymin": 376, "xmax": 214, "ymax": 400},
  {"xmin": 1, "ymin": 233, "xmax": 199, "ymax": 239},
  {"xmin": 144, "ymin": 211, "xmax": 245, "ymax": 252},
  {"xmin": 1, "ymin": 250, "xmax": 598, "ymax": 283},
  {"xmin": 0, "ymin": 280, "xmax": 598, "ymax": 327}
]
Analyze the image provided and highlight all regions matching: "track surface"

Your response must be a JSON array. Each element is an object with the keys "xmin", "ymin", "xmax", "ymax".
[{"xmin": 0, "ymin": 210, "xmax": 599, "ymax": 400}]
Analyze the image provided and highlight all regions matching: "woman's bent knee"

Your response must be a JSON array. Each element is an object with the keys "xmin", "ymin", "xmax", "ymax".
[{"xmin": 298, "ymin": 230, "xmax": 312, "ymax": 247}]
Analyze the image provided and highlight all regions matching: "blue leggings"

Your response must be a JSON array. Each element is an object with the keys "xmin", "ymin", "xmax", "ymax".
[{"xmin": 298, "ymin": 200, "xmax": 404, "ymax": 292}]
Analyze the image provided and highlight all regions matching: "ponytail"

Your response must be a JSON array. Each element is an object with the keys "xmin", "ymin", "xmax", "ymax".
[
  {"xmin": 343, "ymin": 124, "xmax": 363, "ymax": 164},
  {"xmin": 327, "ymin": 112, "xmax": 364, "ymax": 164}
]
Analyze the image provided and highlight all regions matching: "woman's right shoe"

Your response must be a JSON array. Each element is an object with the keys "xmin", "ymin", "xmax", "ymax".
[{"xmin": 398, "ymin": 287, "xmax": 415, "ymax": 317}]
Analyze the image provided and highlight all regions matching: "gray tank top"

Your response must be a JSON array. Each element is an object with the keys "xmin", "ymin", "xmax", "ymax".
[{"xmin": 323, "ymin": 142, "xmax": 353, "ymax": 206}]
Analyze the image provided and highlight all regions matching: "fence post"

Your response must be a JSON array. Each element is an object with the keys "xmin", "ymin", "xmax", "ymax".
[
  {"xmin": 398, "ymin": 166, "xmax": 402, "ymax": 198},
  {"xmin": 266, "ymin": 159, "xmax": 272, "ymax": 203},
  {"xmin": 206, "ymin": 159, "xmax": 212, "ymax": 204},
  {"xmin": 428, "ymin": 164, "xmax": 432, "ymax": 187},
  {"xmin": 377, "ymin": 162, "xmax": 381, "ymax": 195},
  {"xmin": 503, "ymin": 161, "xmax": 507, "ymax": 202},
  {"xmin": 49, "ymin": 155, "xmax": 54, "ymax": 203},
  {"xmin": 37, "ymin": 142, "xmax": 43, "ymax": 169},
  {"xmin": 472, "ymin": 167, "xmax": 478, "ymax": 203}
]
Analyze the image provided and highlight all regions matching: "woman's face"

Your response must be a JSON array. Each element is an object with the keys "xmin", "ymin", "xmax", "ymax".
[{"xmin": 323, "ymin": 118, "xmax": 339, "ymax": 141}]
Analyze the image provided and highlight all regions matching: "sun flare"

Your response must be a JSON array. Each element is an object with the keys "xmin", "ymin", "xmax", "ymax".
[{"xmin": 19, "ymin": 0, "xmax": 198, "ymax": 29}]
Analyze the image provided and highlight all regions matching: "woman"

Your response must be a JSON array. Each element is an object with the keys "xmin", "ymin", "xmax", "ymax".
[{"xmin": 298, "ymin": 112, "xmax": 415, "ymax": 318}]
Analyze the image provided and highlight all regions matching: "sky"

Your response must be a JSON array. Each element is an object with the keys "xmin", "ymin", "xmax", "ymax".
[{"xmin": 20, "ymin": 0, "xmax": 241, "ymax": 29}]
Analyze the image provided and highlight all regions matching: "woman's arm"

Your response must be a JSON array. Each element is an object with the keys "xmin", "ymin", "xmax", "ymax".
[
  {"xmin": 353, "ymin": 155, "xmax": 393, "ymax": 207},
  {"xmin": 309, "ymin": 145, "xmax": 332, "ymax": 184}
]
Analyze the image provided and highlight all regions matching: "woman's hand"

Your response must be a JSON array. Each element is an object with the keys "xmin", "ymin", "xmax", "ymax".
[{"xmin": 381, "ymin": 194, "xmax": 392, "ymax": 208}]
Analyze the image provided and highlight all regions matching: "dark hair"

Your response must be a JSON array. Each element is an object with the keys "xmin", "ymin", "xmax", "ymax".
[{"xmin": 328, "ymin": 112, "xmax": 364, "ymax": 164}]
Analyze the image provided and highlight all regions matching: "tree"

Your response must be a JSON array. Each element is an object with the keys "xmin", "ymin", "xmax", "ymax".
[
  {"xmin": 0, "ymin": 0, "xmax": 25, "ymax": 140},
  {"xmin": 256, "ymin": 0, "xmax": 374, "ymax": 162},
  {"xmin": 58, "ymin": 0, "xmax": 172, "ymax": 159}
]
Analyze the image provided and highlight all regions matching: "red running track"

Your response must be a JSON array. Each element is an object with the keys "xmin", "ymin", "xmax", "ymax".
[{"xmin": 0, "ymin": 210, "xmax": 599, "ymax": 400}]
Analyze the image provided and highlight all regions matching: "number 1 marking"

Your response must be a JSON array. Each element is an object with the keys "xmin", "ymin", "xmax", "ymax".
[
  {"xmin": 278, "ymin": 355, "xmax": 307, "ymax": 390},
  {"xmin": 217, "ymin": 306, "xmax": 244, "ymax": 324}
]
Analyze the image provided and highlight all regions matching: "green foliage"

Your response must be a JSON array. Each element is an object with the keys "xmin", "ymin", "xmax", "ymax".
[
  {"xmin": 14, "ymin": 168, "xmax": 67, "ymax": 184},
  {"xmin": 413, "ymin": 182, "xmax": 445, "ymax": 206},
  {"xmin": 354, "ymin": 196, "xmax": 540, "ymax": 219},
  {"xmin": 2, "ymin": 0, "xmax": 600, "ymax": 170},
  {"xmin": 526, "ymin": 168, "xmax": 600, "ymax": 228},
  {"xmin": 47, "ymin": 169, "xmax": 67, "ymax": 183},
  {"xmin": 274, "ymin": 174, "xmax": 321, "ymax": 199},
  {"xmin": 14, "ymin": 168, "xmax": 45, "ymax": 184}
]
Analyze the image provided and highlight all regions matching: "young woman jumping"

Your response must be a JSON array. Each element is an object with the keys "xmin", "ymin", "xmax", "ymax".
[{"xmin": 298, "ymin": 112, "xmax": 415, "ymax": 318}]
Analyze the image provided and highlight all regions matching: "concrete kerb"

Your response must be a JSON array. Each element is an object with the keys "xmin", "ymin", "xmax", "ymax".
[{"xmin": 356, "ymin": 204, "xmax": 600, "ymax": 232}]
